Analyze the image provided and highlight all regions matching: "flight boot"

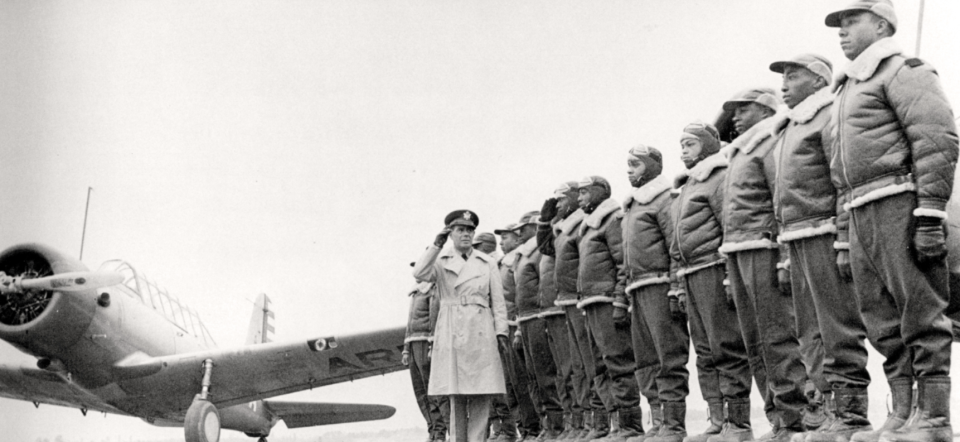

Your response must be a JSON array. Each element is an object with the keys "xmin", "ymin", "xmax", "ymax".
[
  {"xmin": 880, "ymin": 377, "xmax": 951, "ymax": 442},
  {"xmin": 581, "ymin": 410, "xmax": 610, "ymax": 441},
  {"xmin": 490, "ymin": 419, "xmax": 503, "ymax": 441},
  {"xmin": 498, "ymin": 414, "xmax": 520, "ymax": 442},
  {"xmin": 805, "ymin": 389, "xmax": 872, "ymax": 442},
  {"xmin": 684, "ymin": 401, "xmax": 724, "ymax": 442},
  {"xmin": 802, "ymin": 390, "xmax": 832, "ymax": 432},
  {"xmin": 555, "ymin": 412, "xmax": 573, "ymax": 440},
  {"xmin": 627, "ymin": 403, "xmax": 664, "ymax": 442},
  {"xmin": 645, "ymin": 401, "xmax": 688, "ymax": 442},
  {"xmin": 851, "ymin": 379, "xmax": 913, "ymax": 442},
  {"xmin": 563, "ymin": 411, "xmax": 584, "ymax": 441},
  {"xmin": 609, "ymin": 407, "xmax": 644, "ymax": 441},
  {"xmin": 707, "ymin": 399, "xmax": 754, "ymax": 442},
  {"xmin": 573, "ymin": 410, "xmax": 595, "ymax": 442},
  {"xmin": 540, "ymin": 410, "xmax": 565, "ymax": 441}
]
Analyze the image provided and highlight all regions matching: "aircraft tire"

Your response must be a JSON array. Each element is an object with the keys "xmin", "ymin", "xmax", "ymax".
[{"xmin": 184, "ymin": 399, "xmax": 220, "ymax": 442}]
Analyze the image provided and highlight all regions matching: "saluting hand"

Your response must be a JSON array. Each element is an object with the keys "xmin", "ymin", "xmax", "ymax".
[
  {"xmin": 434, "ymin": 227, "xmax": 452, "ymax": 248},
  {"xmin": 540, "ymin": 198, "xmax": 559, "ymax": 222}
]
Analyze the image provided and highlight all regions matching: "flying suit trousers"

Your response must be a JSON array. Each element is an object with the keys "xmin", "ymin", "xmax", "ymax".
[
  {"xmin": 545, "ymin": 313, "xmax": 583, "ymax": 416},
  {"xmin": 728, "ymin": 248, "xmax": 808, "ymax": 429},
  {"xmin": 519, "ymin": 317, "xmax": 563, "ymax": 415},
  {"xmin": 788, "ymin": 233, "xmax": 870, "ymax": 391},
  {"xmin": 683, "ymin": 264, "xmax": 750, "ymax": 401},
  {"xmin": 410, "ymin": 340, "xmax": 450, "ymax": 439},
  {"xmin": 584, "ymin": 301, "xmax": 641, "ymax": 412},
  {"xmin": 507, "ymin": 325, "xmax": 541, "ymax": 436},
  {"xmin": 849, "ymin": 192, "xmax": 951, "ymax": 381},
  {"xmin": 564, "ymin": 304, "xmax": 608, "ymax": 412},
  {"xmin": 631, "ymin": 282, "xmax": 690, "ymax": 403}
]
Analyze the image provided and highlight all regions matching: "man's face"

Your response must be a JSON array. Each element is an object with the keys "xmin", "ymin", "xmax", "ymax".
[
  {"xmin": 518, "ymin": 224, "xmax": 537, "ymax": 242},
  {"xmin": 627, "ymin": 158, "xmax": 647, "ymax": 188},
  {"xmin": 474, "ymin": 241, "xmax": 496, "ymax": 254},
  {"xmin": 499, "ymin": 232, "xmax": 520, "ymax": 253},
  {"xmin": 781, "ymin": 65, "xmax": 823, "ymax": 109},
  {"xmin": 577, "ymin": 185, "xmax": 604, "ymax": 210},
  {"xmin": 732, "ymin": 102, "xmax": 770, "ymax": 134},
  {"xmin": 450, "ymin": 225, "xmax": 475, "ymax": 251},
  {"xmin": 557, "ymin": 193, "xmax": 577, "ymax": 216},
  {"xmin": 680, "ymin": 138, "xmax": 703, "ymax": 169},
  {"xmin": 839, "ymin": 12, "xmax": 883, "ymax": 60}
]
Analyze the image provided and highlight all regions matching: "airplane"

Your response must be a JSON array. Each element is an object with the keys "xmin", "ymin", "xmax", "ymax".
[{"xmin": 0, "ymin": 243, "xmax": 408, "ymax": 442}]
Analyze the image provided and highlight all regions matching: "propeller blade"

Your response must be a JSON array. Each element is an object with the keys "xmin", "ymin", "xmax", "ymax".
[{"xmin": 15, "ymin": 271, "xmax": 123, "ymax": 293}]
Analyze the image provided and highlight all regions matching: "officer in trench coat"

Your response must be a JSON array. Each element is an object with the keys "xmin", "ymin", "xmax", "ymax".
[{"xmin": 413, "ymin": 209, "xmax": 511, "ymax": 442}]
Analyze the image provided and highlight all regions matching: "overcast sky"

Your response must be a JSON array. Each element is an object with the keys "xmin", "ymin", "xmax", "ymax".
[{"xmin": 1, "ymin": 1, "xmax": 959, "ymax": 440}]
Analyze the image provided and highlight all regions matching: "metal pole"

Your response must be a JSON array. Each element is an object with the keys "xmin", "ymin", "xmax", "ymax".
[
  {"xmin": 79, "ymin": 187, "xmax": 92, "ymax": 260},
  {"xmin": 915, "ymin": 0, "xmax": 925, "ymax": 57}
]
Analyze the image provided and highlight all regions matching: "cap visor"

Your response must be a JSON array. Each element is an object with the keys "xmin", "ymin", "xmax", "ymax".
[
  {"xmin": 769, "ymin": 61, "xmax": 795, "ymax": 74},
  {"xmin": 721, "ymin": 99, "xmax": 750, "ymax": 112},
  {"xmin": 825, "ymin": 9, "xmax": 856, "ymax": 27}
]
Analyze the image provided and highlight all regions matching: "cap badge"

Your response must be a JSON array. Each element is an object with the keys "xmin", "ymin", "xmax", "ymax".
[{"xmin": 463, "ymin": 211, "xmax": 473, "ymax": 220}]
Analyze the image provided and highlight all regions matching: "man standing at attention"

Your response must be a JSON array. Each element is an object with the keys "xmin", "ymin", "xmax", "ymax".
[
  {"xmin": 576, "ymin": 175, "xmax": 645, "ymax": 441},
  {"xmin": 620, "ymin": 145, "xmax": 689, "ymax": 442},
  {"xmin": 825, "ymin": 2, "xmax": 958, "ymax": 442},
  {"xmin": 767, "ymin": 53, "xmax": 872, "ymax": 442}
]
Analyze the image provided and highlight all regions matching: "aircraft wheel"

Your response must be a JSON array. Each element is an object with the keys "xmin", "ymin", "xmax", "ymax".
[{"xmin": 184, "ymin": 399, "xmax": 220, "ymax": 442}]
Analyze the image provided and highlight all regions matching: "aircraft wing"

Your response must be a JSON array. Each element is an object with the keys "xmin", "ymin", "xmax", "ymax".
[
  {"xmin": 264, "ymin": 401, "xmax": 396, "ymax": 428},
  {"xmin": 113, "ymin": 325, "xmax": 407, "ymax": 418},
  {"xmin": 0, "ymin": 363, "xmax": 126, "ymax": 415}
]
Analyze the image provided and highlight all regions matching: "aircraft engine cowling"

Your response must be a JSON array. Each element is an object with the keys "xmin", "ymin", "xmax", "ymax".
[{"xmin": 0, "ymin": 243, "xmax": 98, "ymax": 357}]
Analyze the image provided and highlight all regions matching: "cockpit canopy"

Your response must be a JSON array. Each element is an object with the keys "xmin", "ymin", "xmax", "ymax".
[{"xmin": 98, "ymin": 260, "xmax": 216, "ymax": 346}]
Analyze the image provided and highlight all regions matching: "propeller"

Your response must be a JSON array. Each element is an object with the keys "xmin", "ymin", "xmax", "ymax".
[{"xmin": 0, "ymin": 271, "xmax": 123, "ymax": 295}]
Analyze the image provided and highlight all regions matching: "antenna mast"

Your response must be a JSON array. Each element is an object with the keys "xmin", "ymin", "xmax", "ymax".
[
  {"xmin": 915, "ymin": 0, "xmax": 925, "ymax": 57},
  {"xmin": 79, "ymin": 187, "xmax": 93, "ymax": 260}
]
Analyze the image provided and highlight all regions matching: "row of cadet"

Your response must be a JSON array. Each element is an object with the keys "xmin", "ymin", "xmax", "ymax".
[{"xmin": 402, "ymin": 1, "xmax": 959, "ymax": 442}]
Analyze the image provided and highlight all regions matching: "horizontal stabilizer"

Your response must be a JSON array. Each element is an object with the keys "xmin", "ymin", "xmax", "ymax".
[{"xmin": 264, "ymin": 401, "xmax": 396, "ymax": 428}]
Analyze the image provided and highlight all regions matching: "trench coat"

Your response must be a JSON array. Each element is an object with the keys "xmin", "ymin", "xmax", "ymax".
[{"xmin": 413, "ymin": 245, "xmax": 509, "ymax": 395}]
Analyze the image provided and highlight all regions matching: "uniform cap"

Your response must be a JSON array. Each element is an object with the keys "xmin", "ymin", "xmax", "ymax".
[
  {"xmin": 721, "ymin": 87, "xmax": 783, "ymax": 112},
  {"xmin": 770, "ymin": 54, "xmax": 833, "ymax": 85},
  {"xmin": 553, "ymin": 181, "xmax": 580, "ymax": 199},
  {"xmin": 681, "ymin": 120, "xmax": 722, "ymax": 156},
  {"xmin": 472, "ymin": 232, "xmax": 496, "ymax": 246},
  {"xmin": 514, "ymin": 211, "xmax": 541, "ymax": 230},
  {"xmin": 444, "ymin": 209, "xmax": 479, "ymax": 229},
  {"xmin": 825, "ymin": 0, "xmax": 897, "ymax": 33},
  {"xmin": 494, "ymin": 223, "xmax": 518, "ymax": 236}
]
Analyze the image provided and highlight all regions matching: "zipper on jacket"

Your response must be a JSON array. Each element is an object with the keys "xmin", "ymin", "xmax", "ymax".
[
  {"xmin": 836, "ymin": 84, "xmax": 853, "ymax": 192},
  {"xmin": 774, "ymin": 132, "xmax": 787, "ymax": 224},
  {"xmin": 674, "ymin": 188, "xmax": 689, "ymax": 265}
]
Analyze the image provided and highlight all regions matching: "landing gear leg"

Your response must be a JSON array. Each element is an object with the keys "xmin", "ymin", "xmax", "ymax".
[{"xmin": 185, "ymin": 359, "xmax": 220, "ymax": 442}]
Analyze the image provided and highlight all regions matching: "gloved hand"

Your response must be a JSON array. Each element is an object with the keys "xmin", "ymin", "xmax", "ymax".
[
  {"xmin": 777, "ymin": 268, "xmax": 792, "ymax": 296},
  {"xmin": 612, "ymin": 306, "xmax": 629, "ymax": 326},
  {"xmin": 540, "ymin": 198, "xmax": 559, "ymax": 223},
  {"xmin": 434, "ymin": 227, "xmax": 451, "ymax": 248},
  {"xmin": 724, "ymin": 280, "xmax": 735, "ymax": 308},
  {"xmin": 914, "ymin": 216, "xmax": 948, "ymax": 266},
  {"xmin": 497, "ymin": 335, "xmax": 510, "ymax": 355},
  {"xmin": 836, "ymin": 250, "xmax": 852, "ymax": 281},
  {"xmin": 512, "ymin": 333, "xmax": 522, "ymax": 352},
  {"xmin": 401, "ymin": 351, "xmax": 410, "ymax": 366},
  {"xmin": 669, "ymin": 292, "xmax": 687, "ymax": 319}
]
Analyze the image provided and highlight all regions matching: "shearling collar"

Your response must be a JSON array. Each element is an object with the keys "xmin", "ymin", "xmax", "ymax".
[
  {"xmin": 555, "ymin": 209, "xmax": 586, "ymax": 237},
  {"xmin": 835, "ymin": 37, "xmax": 901, "ymax": 87},
  {"xmin": 500, "ymin": 249, "xmax": 519, "ymax": 267},
  {"xmin": 674, "ymin": 150, "xmax": 728, "ymax": 188},
  {"xmin": 623, "ymin": 174, "xmax": 672, "ymax": 208},
  {"xmin": 441, "ymin": 247, "xmax": 492, "ymax": 263},
  {"xmin": 772, "ymin": 87, "xmax": 835, "ymax": 133},
  {"xmin": 728, "ymin": 109, "xmax": 786, "ymax": 155},
  {"xmin": 517, "ymin": 236, "xmax": 539, "ymax": 258},
  {"xmin": 583, "ymin": 198, "xmax": 620, "ymax": 230}
]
